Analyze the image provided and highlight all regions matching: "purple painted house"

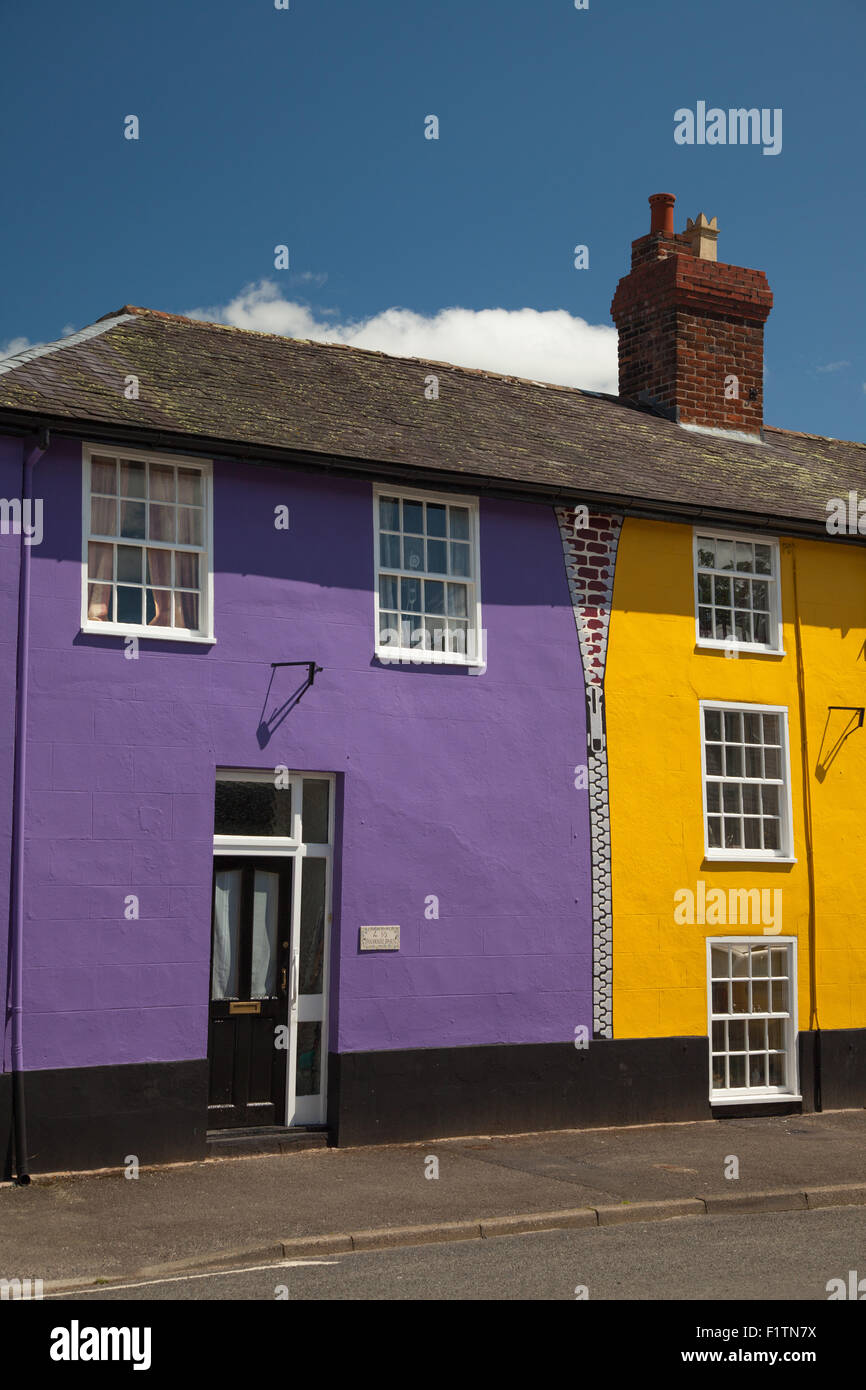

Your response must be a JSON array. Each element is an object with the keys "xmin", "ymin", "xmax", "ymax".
[{"xmin": 0, "ymin": 306, "xmax": 616, "ymax": 1175}]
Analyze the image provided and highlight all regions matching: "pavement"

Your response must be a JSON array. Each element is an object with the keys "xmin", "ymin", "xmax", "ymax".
[{"xmin": 2, "ymin": 1108, "xmax": 866, "ymax": 1292}]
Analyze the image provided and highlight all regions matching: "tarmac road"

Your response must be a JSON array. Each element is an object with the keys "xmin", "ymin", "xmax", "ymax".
[{"xmin": 45, "ymin": 1205, "xmax": 866, "ymax": 1301}]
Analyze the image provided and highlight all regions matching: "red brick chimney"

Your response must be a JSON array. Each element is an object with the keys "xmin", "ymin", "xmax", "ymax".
[{"xmin": 610, "ymin": 193, "xmax": 773, "ymax": 436}]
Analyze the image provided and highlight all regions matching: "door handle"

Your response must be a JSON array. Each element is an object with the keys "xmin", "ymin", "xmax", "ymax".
[
  {"xmin": 290, "ymin": 956, "xmax": 298, "ymax": 1007},
  {"xmin": 281, "ymin": 966, "xmax": 287, "ymax": 993}
]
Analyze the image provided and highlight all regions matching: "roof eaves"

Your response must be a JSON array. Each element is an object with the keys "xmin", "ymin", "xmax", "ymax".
[{"xmin": 0, "ymin": 313, "xmax": 137, "ymax": 377}]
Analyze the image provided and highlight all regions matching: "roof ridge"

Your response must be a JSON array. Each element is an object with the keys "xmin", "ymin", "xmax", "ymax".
[
  {"xmin": 765, "ymin": 423, "xmax": 866, "ymax": 451},
  {"xmin": 101, "ymin": 303, "xmax": 615, "ymax": 400},
  {"xmin": 0, "ymin": 313, "xmax": 137, "ymax": 377}
]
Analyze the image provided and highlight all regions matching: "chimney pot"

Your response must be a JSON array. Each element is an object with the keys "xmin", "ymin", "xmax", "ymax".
[{"xmin": 648, "ymin": 192, "xmax": 676, "ymax": 236}]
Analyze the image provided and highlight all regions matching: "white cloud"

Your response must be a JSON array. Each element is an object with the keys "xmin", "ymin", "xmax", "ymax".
[
  {"xmin": 816, "ymin": 360, "xmax": 850, "ymax": 373},
  {"xmin": 186, "ymin": 280, "xmax": 618, "ymax": 392},
  {"xmin": 61, "ymin": 323, "xmax": 76, "ymax": 337},
  {"xmin": 0, "ymin": 335, "xmax": 33, "ymax": 359}
]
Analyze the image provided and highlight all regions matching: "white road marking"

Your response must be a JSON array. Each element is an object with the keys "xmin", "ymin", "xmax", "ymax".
[{"xmin": 47, "ymin": 1259, "xmax": 340, "ymax": 1297}]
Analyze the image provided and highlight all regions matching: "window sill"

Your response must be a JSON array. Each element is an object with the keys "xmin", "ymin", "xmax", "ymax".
[
  {"xmin": 711, "ymin": 1092, "xmax": 801, "ymax": 1106},
  {"xmin": 695, "ymin": 640, "xmax": 785, "ymax": 658},
  {"xmin": 81, "ymin": 622, "xmax": 216, "ymax": 645},
  {"xmin": 704, "ymin": 852, "xmax": 797, "ymax": 865},
  {"xmin": 375, "ymin": 648, "xmax": 484, "ymax": 669}
]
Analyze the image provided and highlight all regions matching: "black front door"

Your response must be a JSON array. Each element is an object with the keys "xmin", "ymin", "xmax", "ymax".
[{"xmin": 207, "ymin": 858, "xmax": 291, "ymax": 1129}]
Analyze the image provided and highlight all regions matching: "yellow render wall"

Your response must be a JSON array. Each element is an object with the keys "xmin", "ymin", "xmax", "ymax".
[{"xmin": 607, "ymin": 517, "xmax": 866, "ymax": 1039}]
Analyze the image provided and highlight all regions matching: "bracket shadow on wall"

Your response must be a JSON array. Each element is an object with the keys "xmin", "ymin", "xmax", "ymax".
[
  {"xmin": 815, "ymin": 705, "xmax": 865, "ymax": 782},
  {"xmin": 257, "ymin": 661, "xmax": 323, "ymax": 748}
]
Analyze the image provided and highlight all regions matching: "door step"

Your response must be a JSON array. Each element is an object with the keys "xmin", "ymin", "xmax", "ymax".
[{"xmin": 206, "ymin": 1125, "xmax": 329, "ymax": 1158}]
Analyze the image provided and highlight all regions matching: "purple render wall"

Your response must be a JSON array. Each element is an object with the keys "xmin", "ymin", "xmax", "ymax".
[
  {"xmin": 0, "ymin": 435, "xmax": 23, "ymax": 1070},
  {"xmin": 18, "ymin": 436, "xmax": 592, "ymax": 1072}
]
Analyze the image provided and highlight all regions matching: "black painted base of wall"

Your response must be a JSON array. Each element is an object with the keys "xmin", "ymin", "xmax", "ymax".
[
  {"xmin": 0, "ymin": 1060, "xmax": 208, "ymax": 1179},
  {"xmin": 2, "ymin": 1030, "xmax": 864, "ymax": 1175},
  {"xmin": 329, "ymin": 1029, "xmax": 866, "ymax": 1147}
]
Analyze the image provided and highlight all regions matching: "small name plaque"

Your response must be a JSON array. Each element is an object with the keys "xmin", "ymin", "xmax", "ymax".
[{"xmin": 360, "ymin": 925, "xmax": 400, "ymax": 952}]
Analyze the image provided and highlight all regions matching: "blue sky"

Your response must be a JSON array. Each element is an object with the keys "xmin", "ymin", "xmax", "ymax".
[{"xmin": 1, "ymin": 0, "xmax": 864, "ymax": 439}]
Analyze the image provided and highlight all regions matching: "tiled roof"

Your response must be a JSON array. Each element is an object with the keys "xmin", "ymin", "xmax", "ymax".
[{"xmin": 0, "ymin": 305, "xmax": 863, "ymax": 531}]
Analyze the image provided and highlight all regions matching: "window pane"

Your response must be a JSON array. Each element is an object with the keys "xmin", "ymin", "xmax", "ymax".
[
  {"xmin": 425, "ymin": 580, "xmax": 445, "ymax": 615},
  {"xmin": 707, "ymin": 815, "xmax": 722, "ymax": 848},
  {"xmin": 723, "ymin": 784, "xmax": 741, "ymax": 813},
  {"xmin": 91, "ymin": 457, "xmax": 117, "ymax": 493},
  {"xmin": 697, "ymin": 539, "xmax": 715, "ymax": 567},
  {"xmin": 697, "ymin": 574, "xmax": 712, "ymax": 604},
  {"xmin": 214, "ymin": 780, "xmax": 293, "ymax": 836},
  {"xmin": 712, "ymin": 981, "xmax": 729, "ymax": 1013},
  {"xmin": 714, "ymin": 576, "xmax": 731, "ymax": 606},
  {"xmin": 761, "ymin": 785, "xmax": 779, "ymax": 816},
  {"xmin": 762, "ymin": 714, "xmax": 780, "ymax": 744},
  {"xmin": 771, "ymin": 978, "xmax": 788, "ymax": 1013},
  {"xmin": 744, "ymin": 745, "xmax": 763, "ymax": 777},
  {"xmin": 178, "ymin": 468, "xmax": 202, "ymax": 505},
  {"xmin": 176, "ymin": 592, "xmax": 199, "ymax": 629},
  {"xmin": 715, "ymin": 539, "xmax": 734, "ymax": 571},
  {"xmin": 724, "ymin": 744, "xmax": 743, "ymax": 777},
  {"xmin": 763, "ymin": 819, "xmax": 779, "ymax": 850},
  {"xmin": 150, "ymin": 463, "xmax": 175, "ymax": 502},
  {"xmin": 768, "ymin": 1018, "xmax": 784, "ymax": 1049},
  {"xmin": 714, "ymin": 610, "xmax": 732, "ymax": 640},
  {"xmin": 302, "ymin": 780, "xmax": 330, "ymax": 844},
  {"xmin": 149, "ymin": 504, "xmax": 175, "ymax": 543},
  {"xmin": 744, "ymin": 713, "xmax": 762, "ymax": 744},
  {"xmin": 749, "ymin": 1017, "xmax": 767, "ymax": 1047},
  {"xmin": 705, "ymin": 783, "xmax": 720, "ymax": 813},
  {"xmin": 752, "ymin": 948, "xmax": 769, "ymax": 978},
  {"xmin": 704, "ymin": 710, "xmax": 721, "ymax": 741},
  {"xmin": 753, "ymin": 613, "xmax": 770, "ymax": 644},
  {"xmin": 120, "ymin": 500, "xmax": 146, "ymax": 539},
  {"xmin": 177, "ymin": 508, "xmax": 202, "ymax": 546},
  {"xmin": 698, "ymin": 607, "xmax": 713, "ymax": 638},
  {"xmin": 403, "ymin": 500, "xmax": 423, "ymax": 534},
  {"xmin": 763, "ymin": 747, "xmax": 781, "ymax": 779},
  {"xmin": 705, "ymin": 745, "xmax": 722, "ymax": 776},
  {"xmin": 728, "ymin": 1019, "xmax": 745, "ymax": 1051},
  {"xmin": 378, "ymin": 614, "xmax": 398, "ymax": 647},
  {"xmin": 754, "ymin": 544, "xmax": 772, "ymax": 575},
  {"xmin": 401, "ymin": 576, "xmax": 422, "ymax": 612},
  {"xmin": 731, "ymin": 982, "xmax": 749, "ymax": 1013},
  {"xmin": 379, "ymin": 575, "xmax": 398, "ymax": 610},
  {"xmin": 449, "ymin": 507, "xmax": 470, "ymax": 540},
  {"xmin": 724, "ymin": 711, "xmax": 742, "ymax": 741},
  {"xmin": 299, "ymin": 857, "xmax": 326, "ymax": 994},
  {"xmin": 724, "ymin": 817, "xmax": 742, "ymax": 848},
  {"xmin": 379, "ymin": 496, "xmax": 400, "ymax": 531},
  {"xmin": 116, "ymin": 586, "xmax": 143, "ymax": 624},
  {"xmin": 92, "ymin": 496, "xmax": 118, "ymax": 536},
  {"xmin": 728, "ymin": 1054, "xmax": 746, "ymax": 1087},
  {"xmin": 449, "ymin": 542, "xmax": 470, "ymax": 577},
  {"xmin": 749, "ymin": 1054, "xmax": 767, "ymax": 1086},
  {"xmin": 426, "ymin": 503, "xmax": 447, "ymax": 537},
  {"xmin": 175, "ymin": 551, "xmax": 199, "ymax": 589},
  {"xmin": 426, "ymin": 538, "xmax": 447, "ymax": 574},
  {"xmin": 147, "ymin": 588, "xmax": 172, "ymax": 626},
  {"xmin": 426, "ymin": 615, "xmax": 447, "ymax": 651},
  {"xmin": 711, "ymin": 946, "xmax": 729, "ymax": 978},
  {"xmin": 712, "ymin": 1055, "xmax": 726, "ymax": 1089},
  {"xmin": 734, "ymin": 579, "xmax": 750, "ymax": 607},
  {"xmin": 117, "ymin": 545, "xmax": 142, "ymax": 583},
  {"xmin": 447, "ymin": 583, "xmax": 468, "ymax": 618},
  {"xmin": 88, "ymin": 541, "xmax": 112, "ymax": 579},
  {"xmin": 295, "ymin": 1021, "xmax": 322, "ymax": 1097},
  {"xmin": 87, "ymin": 582, "xmax": 113, "ymax": 622},
  {"xmin": 735, "ymin": 542, "xmax": 754, "ymax": 572},
  {"xmin": 752, "ymin": 979, "xmax": 769, "ymax": 1012},
  {"xmin": 212, "ymin": 869, "xmax": 242, "ymax": 1000},
  {"xmin": 743, "ymin": 818, "xmax": 761, "ymax": 849},
  {"xmin": 734, "ymin": 612, "xmax": 752, "ymax": 644},
  {"xmin": 403, "ymin": 535, "xmax": 424, "ymax": 572},
  {"xmin": 742, "ymin": 783, "xmax": 761, "ymax": 814},
  {"xmin": 120, "ymin": 461, "xmax": 146, "ymax": 498},
  {"xmin": 250, "ymin": 870, "xmax": 279, "ymax": 998},
  {"xmin": 712, "ymin": 1021, "xmax": 725, "ymax": 1049},
  {"xmin": 768, "ymin": 1052, "xmax": 785, "ymax": 1086},
  {"xmin": 380, "ymin": 533, "xmax": 400, "ymax": 568}
]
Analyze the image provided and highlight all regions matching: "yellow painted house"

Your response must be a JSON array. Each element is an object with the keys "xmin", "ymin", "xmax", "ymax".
[
  {"xmin": 608, "ymin": 520, "xmax": 866, "ymax": 1107},
  {"xmin": 594, "ymin": 192, "xmax": 866, "ymax": 1115}
]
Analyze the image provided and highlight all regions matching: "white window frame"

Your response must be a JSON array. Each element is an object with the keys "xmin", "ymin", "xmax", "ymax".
[
  {"xmin": 699, "ymin": 700, "xmax": 796, "ymax": 863},
  {"xmin": 706, "ymin": 936, "xmax": 800, "ymax": 1104},
  {"xmin": 373, "ymin": 482, "xmax": 483, "ymax": 667},
  {"xmin": 692, "ymin": 528, "xmax": 784, "ymax": 655},
  {"xmin": 81, "ymin": 443, "xmax": 215, "ymax": 643}
]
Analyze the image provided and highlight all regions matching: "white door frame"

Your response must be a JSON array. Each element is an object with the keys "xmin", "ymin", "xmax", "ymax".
[{"xmin": 212, "ymin": 769, "xmax": 335, "ymax": 1126}]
